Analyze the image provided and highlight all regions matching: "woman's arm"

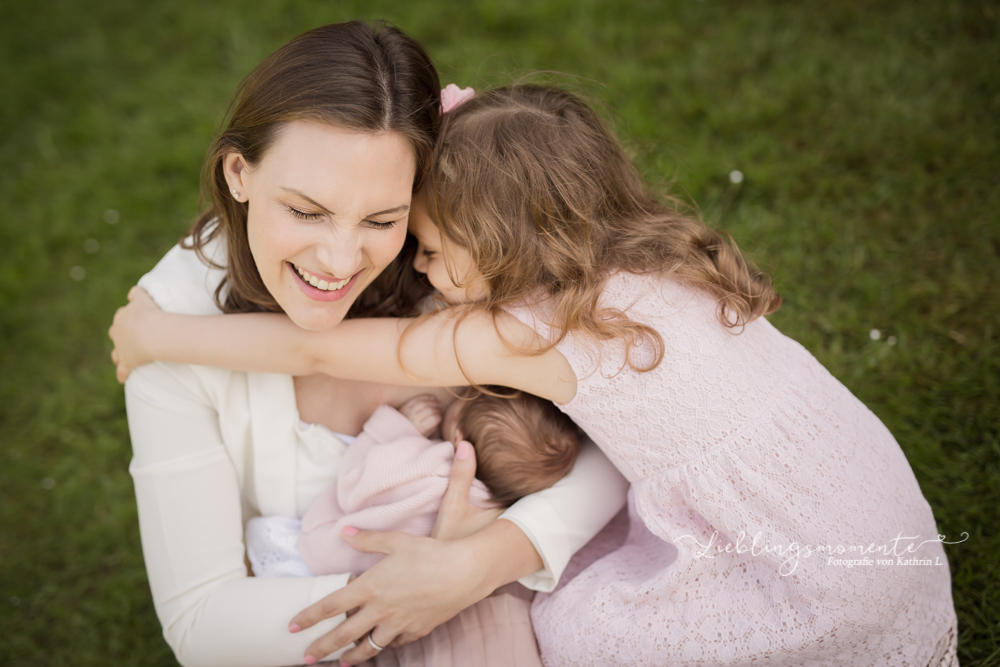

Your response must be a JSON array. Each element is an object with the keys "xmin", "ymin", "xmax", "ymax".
[
  {"xmin": 291, "ymin": 435, "xmax": 629, "ymax": 665},
  {"xmin": 126, "ymin": 360, "xmax": 353, "ymax": 666},
  {"xmin": 115, "ymin": 286, "xmax": 626, "ymax": 665},
  {"xmin": 498, "ymin": 437, "xmax": 630, "ymax": 591},
  {"xmin": 110, "ymin": 287, "xmax": 576, "ymax": 404}
]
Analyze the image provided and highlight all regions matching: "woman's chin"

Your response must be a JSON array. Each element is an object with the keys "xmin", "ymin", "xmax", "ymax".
[{"xmin": 282, "ymin": 299, "xmax": 353, "ymax": 332}]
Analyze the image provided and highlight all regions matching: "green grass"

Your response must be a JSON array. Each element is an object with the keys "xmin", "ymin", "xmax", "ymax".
[{"xmin": 1, "ymin": 0, "xmax": 997, "ymax": 664}]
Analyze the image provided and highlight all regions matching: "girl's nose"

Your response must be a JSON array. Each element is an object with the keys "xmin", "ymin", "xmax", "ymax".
[{"xmin": 413, "ymin": 249, "xmax": 428, "ymax": 274}]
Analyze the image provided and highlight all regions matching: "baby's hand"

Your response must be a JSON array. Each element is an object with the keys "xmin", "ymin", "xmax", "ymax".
[
  {"xmin": 398, "ymin": 394, "xmax": 443, "ymax": 437},
  {"xmin": 108, "ymin": 286, "xmax": 164, "ymax": 383}
]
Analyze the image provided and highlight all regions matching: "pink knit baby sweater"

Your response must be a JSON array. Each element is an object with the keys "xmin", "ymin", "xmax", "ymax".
[{"xmin": 299, "ymin": 405, "xmax": 494, "ymax": 576}]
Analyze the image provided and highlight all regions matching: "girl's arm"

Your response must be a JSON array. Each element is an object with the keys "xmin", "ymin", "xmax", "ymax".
[{"xmin": 111, "ymin": 287, "xmax": 577, "ymax": 404}]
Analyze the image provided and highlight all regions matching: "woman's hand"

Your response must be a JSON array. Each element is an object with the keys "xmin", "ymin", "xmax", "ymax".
[
  {"xmin": 289, "ymin": 444, "xmax": 531, "ymax": 666},
  {"xmin": 431, "ymin": 441, "xmax": 503, "ymax": 541},
  {"xmin": 108, "ymin": 286, "xmax": 164, "ymax": 383}
]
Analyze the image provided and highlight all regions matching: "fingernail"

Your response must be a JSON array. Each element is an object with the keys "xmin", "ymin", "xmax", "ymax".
[
  {"xmin": 342, "ymin": 526, "xmax": 359, "ymax": 537},
  {"xmin": 303, "ymin": 656, "xmax": 317, "ymax": 665},
  {"xmin": 288, "ymin": 622, "xmax": 301, "ymax": 633},
  {"xmin": 457, "ymin": 440, "xmax": 471, "ymax": 459}
]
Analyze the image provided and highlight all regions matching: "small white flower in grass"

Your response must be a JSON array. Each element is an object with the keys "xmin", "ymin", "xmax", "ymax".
[
  {"xmin": 887, "ymin": 336, "xmax": 897, "ymax": 346},
  {"xmin": 869, "ymin": 329, "xmax": 881, "ymax": 341},
  {"xmin": 70, "ymin": 266, "xmax": 86, "ymax": 281},
  {"xmin": 104, "ymin": 209, "xmax": 119, "ymax": 224},
  {"xmin": 41, "ymin": 477, "xmax": 55, "ymax": 490},
  {"xmin": 729, "ymin": 170, "xmax": 744, "ymax": 184},
  {"xmin": 84, "ymin": 239, "xmax": 99, "ymax": 253}
]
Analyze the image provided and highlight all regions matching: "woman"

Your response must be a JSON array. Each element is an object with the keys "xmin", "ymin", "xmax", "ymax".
[{"xmin": 121, "ymin": 22, "xmax": 628, "ymax": 667}]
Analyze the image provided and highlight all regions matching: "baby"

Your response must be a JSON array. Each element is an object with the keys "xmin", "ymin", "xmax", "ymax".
[{"xmin": 247, "ymin": 388, "xmax": 580, "ymax": 578}]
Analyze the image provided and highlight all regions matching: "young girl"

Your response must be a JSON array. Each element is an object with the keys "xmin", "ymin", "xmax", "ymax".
[{"xmin": 111, "ymin": 85, "xmax": 958, "ymax": 666}]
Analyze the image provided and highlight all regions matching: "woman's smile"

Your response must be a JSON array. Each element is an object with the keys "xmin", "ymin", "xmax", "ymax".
[{"xmin": 288, "ymin": 262, "xmax": 360, "ymax": 301}]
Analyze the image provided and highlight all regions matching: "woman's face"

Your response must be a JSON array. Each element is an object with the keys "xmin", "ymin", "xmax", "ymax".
[
  {"xmin": 409, "ymin": 191, "xmax": 488, "ymax": 304},
  {"xmin": 224, "ymin": 121, "xmax": 415, "ymax": 331}
]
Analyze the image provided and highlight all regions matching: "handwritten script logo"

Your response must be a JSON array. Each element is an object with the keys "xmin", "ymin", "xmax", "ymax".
[{"xmin": 673, "ymin": 531, "xmax": 969, "ymax": 576}]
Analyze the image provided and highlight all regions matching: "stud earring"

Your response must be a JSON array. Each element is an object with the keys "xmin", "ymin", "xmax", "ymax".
[{"xmin": 232, "ymin": 188, "xmax": 240, "ymax": 200}]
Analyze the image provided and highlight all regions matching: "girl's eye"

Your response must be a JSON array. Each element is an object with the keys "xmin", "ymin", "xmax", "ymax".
[
  {"xmin": 421, "ymin": 248, "xmax": 436, "ymax": 258},
  {"xmin": 286, "ymin": 205, "xmax": 322, "ymax": 221}
]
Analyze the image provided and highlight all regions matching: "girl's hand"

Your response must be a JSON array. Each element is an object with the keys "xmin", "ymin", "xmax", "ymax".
[
  {"xmin": 290, "ymin": 444, "xmax": 508, "ymax": 666},
  {"xmin": 108, "ymin": 286, "xmax": 163, "ymax": 383}
]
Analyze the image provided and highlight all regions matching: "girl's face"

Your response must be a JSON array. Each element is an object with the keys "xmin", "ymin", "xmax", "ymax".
[
  {"xmin": 409, "ymin": 191, "xmax": 488, "ymax": 304},
  {"xmin": 223, "ymin": 121, "xmax": 415, "ymax": 331}
]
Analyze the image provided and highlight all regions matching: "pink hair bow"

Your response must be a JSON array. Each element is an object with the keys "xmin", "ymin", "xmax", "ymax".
[{"xmin": 440, "ymin": 83, "xmax": 475, "ymax": 114}]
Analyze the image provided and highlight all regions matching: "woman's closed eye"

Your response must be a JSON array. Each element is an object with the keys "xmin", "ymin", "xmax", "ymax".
[
  {"xmin": 285, "ymin": 205, "xmax": 323, "ymax": 221},
  {"xmin": 285, "ymin": 204, "xmax": 400, "ymax": 230},
  {"xmin": 364, "ymin": 219, "xmax": 400, "ymax": 231}
]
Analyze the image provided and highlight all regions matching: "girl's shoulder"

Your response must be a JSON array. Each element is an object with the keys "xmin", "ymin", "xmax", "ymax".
[
  {"xmin": 503, "ymin": 271, "xmax": 717, "ymax": 339},
  {"xmin": 137, "ymin": 232, "xmax": 227, "ymax": 316},
  {"xmin": 600, "ymin": 271, "xmax": 719, "ymax": 322}
]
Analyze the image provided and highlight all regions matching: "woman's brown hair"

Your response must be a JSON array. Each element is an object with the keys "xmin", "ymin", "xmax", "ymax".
[
  {"xmin": 185, "ymin": 21, "xmax": 440, "ymax": 317},
  {"xmin": 427, "ymin": 85, "xmax": 781, "ymax": 372}
]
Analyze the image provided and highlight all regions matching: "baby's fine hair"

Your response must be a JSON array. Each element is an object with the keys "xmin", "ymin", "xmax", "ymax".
[
  {"xmin": 428, "ymin": 85, "xmax": 781, "ymax": 372},
  {"xmin": 459, "ymin": 389, "xmax": 580, "ymax": 507}
]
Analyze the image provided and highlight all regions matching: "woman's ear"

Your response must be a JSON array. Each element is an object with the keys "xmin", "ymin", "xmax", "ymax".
[{"xmin": 222, "ymin": 153, "xmax": 250, "ymax": 201}]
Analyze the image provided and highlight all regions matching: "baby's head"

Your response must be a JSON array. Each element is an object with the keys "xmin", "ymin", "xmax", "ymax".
[{"xmin": 442, "ymin": 388, "xmax": 580, "ymax": 507}]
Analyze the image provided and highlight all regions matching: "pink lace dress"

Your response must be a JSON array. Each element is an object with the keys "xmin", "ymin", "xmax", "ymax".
[{"xmin": 509, "ymin": 274, "xmax": 958, "ymax": 666}]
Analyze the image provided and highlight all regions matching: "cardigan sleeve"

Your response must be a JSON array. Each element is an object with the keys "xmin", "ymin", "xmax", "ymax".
[
  {"xmin": 500, "ymin": 437, "xmax": 629, "ymax": 592},
  {"xmin": 126, "ymin": 360, "xmax": 352, "ymax": 667},
  {"xmin": 125, "ymin": 241, "xmax": 353, "ymax": 666}
]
